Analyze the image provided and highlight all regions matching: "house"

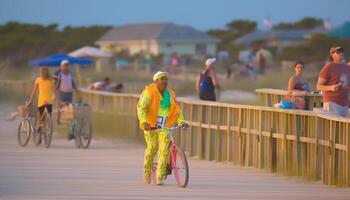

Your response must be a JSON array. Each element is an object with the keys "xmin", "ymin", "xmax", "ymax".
[
  {"xmin": 234, "ymin": 28, "xmax": 326, "ymax": 51},
  {"xmin": 96, "ymin": 23, "xmax": 218, "ymax": 56}
]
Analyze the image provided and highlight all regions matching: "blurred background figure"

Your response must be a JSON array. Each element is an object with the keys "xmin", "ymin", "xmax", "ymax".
[{"xmin": 196, "ymin": 58, "xmax": 220, "ymax": 101}]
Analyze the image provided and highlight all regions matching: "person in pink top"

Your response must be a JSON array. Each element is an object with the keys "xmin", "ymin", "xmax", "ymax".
[{"xmin": 317, "ymin": 46, "xmax": 350, "ymax": 117}]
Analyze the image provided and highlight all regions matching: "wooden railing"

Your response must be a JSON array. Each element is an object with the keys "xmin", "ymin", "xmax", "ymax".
[
  {"xmin": 256, "ymin": 88, "xmax": 323, "ymax": 110},
  {"xmin": 0, "ymin": 79, "xmax": 34, "ymax": 93},
  {"xmin": 79, "ymin": 88, "xmax": 350, "ymax": 187}
]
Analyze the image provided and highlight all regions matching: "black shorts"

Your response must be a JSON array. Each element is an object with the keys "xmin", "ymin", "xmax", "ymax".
[
  {"xmin": 38, "ymin": 104, "xmax": 52, "ymax": 116},
  {"xmin": 199, "ymin": 92, "xmax": 216, "ymax": 101}
]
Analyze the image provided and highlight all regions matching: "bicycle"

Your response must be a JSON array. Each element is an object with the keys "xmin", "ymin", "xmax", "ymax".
[
  {"xmin": 17, "ymin": 103, "xmax": 53, "ymax": 148},
  {"xmin": 60, "ymin": 102, "xmax": 92, "ymax": 149},
  {"xmin": 150, "ymin": 125, "xmax": 189, "ymax": 188}
]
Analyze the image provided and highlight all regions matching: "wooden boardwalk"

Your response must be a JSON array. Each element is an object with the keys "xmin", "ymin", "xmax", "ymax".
[{"xmin": 0, "ymin": 119, "xmax": 350, "ymax": 200}]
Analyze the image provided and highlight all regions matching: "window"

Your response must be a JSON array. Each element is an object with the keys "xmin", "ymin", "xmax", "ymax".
[{"xmin": 195, "ymin": 43, "xmax": 207, "ymax": 55}]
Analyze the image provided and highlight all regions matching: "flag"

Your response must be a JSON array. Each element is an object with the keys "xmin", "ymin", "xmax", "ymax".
[{"xmin": 323, "ymin": 19, "xmax": 332, "ymax": 30}]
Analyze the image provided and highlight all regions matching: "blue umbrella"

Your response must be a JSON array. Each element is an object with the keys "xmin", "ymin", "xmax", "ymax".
[{"xmin": 29, "ymin": 53, "xmax": 92, "ymax": 67}]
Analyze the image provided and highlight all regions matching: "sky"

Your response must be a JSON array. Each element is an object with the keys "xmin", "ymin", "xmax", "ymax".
[{"xmin": 0, "ymin": 0, "xmax": 349, "ymax": 31}]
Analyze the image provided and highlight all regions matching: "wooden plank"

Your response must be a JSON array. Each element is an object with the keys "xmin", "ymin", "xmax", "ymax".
[
  {"xmin": 295, "ymin": 115, "xmax": 302, "ymax": 176},
  {"xmin": 347, "ymin": 123, "xmax": 350, "ymax": 186},
  {"xmin": 259, "ymin": 110, "xmax": 264, "ymax": 169}
]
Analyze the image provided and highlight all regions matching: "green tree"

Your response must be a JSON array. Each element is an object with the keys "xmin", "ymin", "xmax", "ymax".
[
  {"xmin": 274, "ymin": 17, "xmax": 323, "ymax": 30},
  {"xmin": 225, "ymin": 20, "xmax": 257, "ymax": 34}
]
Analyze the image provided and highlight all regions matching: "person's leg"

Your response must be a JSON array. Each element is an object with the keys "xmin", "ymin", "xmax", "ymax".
[
  {"xmin": 37, "ymin": 106, "xmax": 45, "ymax": 131},
  {"xmin": 335, "ymin": 104, "xmax": 349, "ymax": 117},
  {"xmin": 57, "ymin": 92, "xmax": 63, "ymax": 124},
  {"xmin": 324, "ymin": 102, "xmax": 349, "ymax": 117},
  {"xmin": 46, "ymin": 104, "xmax": 53, "ymax": 115},
  {"xmin": 156, "ymin": 130, "xmax": 170, "ymax": 184},
  {"xmin": 143, "ymin": 130, "xmax": 158, "ymax": 183}
]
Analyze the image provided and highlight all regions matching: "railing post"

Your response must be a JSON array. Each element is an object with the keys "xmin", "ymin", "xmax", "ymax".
[
  {"xmin": 187, "ymin": 103, "xmax": 194, "ymax": 157},
  {"xmin": 326, "ymin": 121, "xmax": 336, "ymax": 185},
  {"xmin": 314, "ymin": 116, "xmax": 322, "ymax": 181},
  {"xmin": 282, "ymin": 113, "xmax": 288, "ymax": 174},
  {"xmin": 294, "ymin": 115, "xmax": 302, "ymax": 176},
  {"xmin": 197, "ymin": 104, "xmax": 204, "ymax": 160},
  {"xmin": 270, "ymin": 127, "xmax": 277, "ymax": 173},
  {"xmin": 258, "ymin": 110, "xmax": 264, "ymax": 169},
  {"xmin": 245, "ymin": 109, "xmax": 251, "ymax": 167},
  {"xmin": 227, "ymin": 107, "xmax": 233, "ymax": 163},
  {"xmin": 346, "ymin": 123, "xmax": 350, "ymax": 186},
  {"xmin": 238, "ymin": 108, "xmax": 244, "ymax": 166}
]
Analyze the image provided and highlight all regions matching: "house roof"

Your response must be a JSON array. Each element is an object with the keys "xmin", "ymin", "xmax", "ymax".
[
  {"xmin": 97, "ymin": 23, "xmax": 218, "ymax": 44},
  {"xmin": 69, "ymin": 46, "xmax": 113, "ymax": 58},
  {"xmin": 235, "ymin": 28, "xmax": 326, "ymax": 46}
]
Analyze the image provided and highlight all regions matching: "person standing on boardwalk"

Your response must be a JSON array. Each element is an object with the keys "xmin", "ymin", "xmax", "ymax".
[
  {"xmin": 28, "ymin": 67, "xmax": 55, "ymax": 142},
  {"xmin": 196, "ymin": 58, "xmax": 220, "ymax": 101},
  {"xmin": 317, "ymin": 46, "xmax": 350, "ymax": 117},
  {"xmin": 137, "ymin": 71, "xmax": 188, "ymax": 185},
  {"xmin": 53, "ymin": 60, "xmax": 78, "ymax": 139}
]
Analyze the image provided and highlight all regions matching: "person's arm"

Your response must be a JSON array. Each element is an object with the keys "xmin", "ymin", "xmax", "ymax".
[
  {"xmin": 28, "ymin": 82, "xmax": 38, "ymax": 105},
  {"xmin": 137, "ymin": 90, "xmax": 151, "ymax": 130},
  {"xmin": 195, "ymin": 75, "xmax": 200, "ymax": 91},
  {"xmin": 209, "ymin": 69, "xmax": 220, "ymax": 89},
  {"xmin": 316, "ymin": 65, "xmax": 339, "ymax": 92},
  {"xmin": 52, "ymin": 70, "xmax": 59, "ymax": 81},
  {"xmin": 72, "ymin": 78, "xmax": 77, "ymax": 90},
  {"xmin": 316, "ymin": 77, "xmax": 339, "ymax": 92},
  {"xmin": 176, "ymin": 110, "xmax": 189, "ymax": 128},
  {"xmin": 287, "ymin": 76, "xmax": 296, "ymax": 93}
]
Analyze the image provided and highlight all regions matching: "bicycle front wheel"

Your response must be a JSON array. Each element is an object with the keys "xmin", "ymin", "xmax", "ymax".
[
  {"xmin": 17, "ymin": 119, "xmax": 31, "ymax": 147},
  {"xmin": 76, "ymin": 117, "xmax": 92, "ymax": 149},
  {"xmin": 173, "ymin": 147, "xmax": 189, "ymax": 188},
  {"xmin": 42, "ymin": 114, "xmax": 53, "ymax": 148}
]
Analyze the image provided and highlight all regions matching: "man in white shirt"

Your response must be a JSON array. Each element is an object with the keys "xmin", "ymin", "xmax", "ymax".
[{"xmin": 53, "ymin": 60, "xmax": 78, "ymax": 134}]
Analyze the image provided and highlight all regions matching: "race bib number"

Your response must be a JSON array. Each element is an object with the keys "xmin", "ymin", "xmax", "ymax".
[{"xmin": 156, "ymin": 116, "xmax": 166, "ymax": 127}]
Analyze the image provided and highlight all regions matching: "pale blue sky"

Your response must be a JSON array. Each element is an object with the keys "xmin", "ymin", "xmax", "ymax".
[{"xmin": 0, "ymin": 0, "xmax": 349, "ymax": 30}]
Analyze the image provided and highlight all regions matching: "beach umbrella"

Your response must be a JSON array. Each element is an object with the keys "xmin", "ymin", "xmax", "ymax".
[{"xmin": 29, "ymin": 53, "xmax": 92, "ymax": 67}]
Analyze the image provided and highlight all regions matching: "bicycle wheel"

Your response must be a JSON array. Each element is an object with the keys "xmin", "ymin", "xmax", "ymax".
[
  {"xmin": 173, "ymin": 146, "xmax": 189, "ymax": 188},
  {"xmin": 42, "ymin": 114, "xmax": 53, "ymax": 148},
  {"xmin": 17, "ymin": 119, "xmax": 31, "ymax": 147},
  {"xmin": 71, "ymin": 119, "xmax": 80, "ymax": 148},
  {"xmin": 76, "ymin": 117, "xmax": 92, "ymax": 149}
]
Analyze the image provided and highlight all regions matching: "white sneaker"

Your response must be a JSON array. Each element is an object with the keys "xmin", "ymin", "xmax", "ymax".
[{"xmin": 156, "ymin": 178, "xmax": 164, "ymax": 185}]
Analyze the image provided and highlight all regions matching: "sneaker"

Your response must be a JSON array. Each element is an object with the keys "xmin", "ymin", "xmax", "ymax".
[
  {"xmin": 67, "ymin": 134, "xmax": 75, "ymax": 140},
  {"xmin": 156, "ymin": 178, "xmax": 164, "ymax": 186},
  {"xmin": 143, "ymin": 174, "xmax": 151, "ymax": 184}
]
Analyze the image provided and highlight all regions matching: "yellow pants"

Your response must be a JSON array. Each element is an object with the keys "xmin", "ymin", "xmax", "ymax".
[{"xmin": 143, "ymin": 129, "xmax": 170, "ymax": 180}]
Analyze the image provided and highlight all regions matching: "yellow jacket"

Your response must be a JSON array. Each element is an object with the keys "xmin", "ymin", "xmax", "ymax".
[{"xmin": 137, "ymin": 83, "xmax": 184, "ymax": 130}]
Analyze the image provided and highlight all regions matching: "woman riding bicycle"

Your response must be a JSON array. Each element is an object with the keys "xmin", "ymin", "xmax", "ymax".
[
  {"xmin": 28, "ymin": 67, "xmax": 55, "ymax": 132},
  {"xmin": 137, "ymin": 71, "xmax": 188, "ymax": 185}
]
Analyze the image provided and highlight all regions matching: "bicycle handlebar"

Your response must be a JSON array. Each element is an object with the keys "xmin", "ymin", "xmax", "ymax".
[{"xmin": 149, "ymin": 125, "xmax": 184, "ymax": 131}]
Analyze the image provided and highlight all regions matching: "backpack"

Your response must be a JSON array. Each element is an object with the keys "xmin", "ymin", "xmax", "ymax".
[
  {"xmin": 199, "ymin": 70, "xmax": 213, "ymax": 93},
  {"xmin": 199, "ymin": 78, "xmax": 211, "ymax": 93},
  {"xmin": 53, "ymin": 70, "xmax": 76, "ymax": 90}
]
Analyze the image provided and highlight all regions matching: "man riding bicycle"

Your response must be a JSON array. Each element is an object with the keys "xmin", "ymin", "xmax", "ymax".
[{"xmin": 137, "ymin": 71, "xmax": 189, "ymax": 185}]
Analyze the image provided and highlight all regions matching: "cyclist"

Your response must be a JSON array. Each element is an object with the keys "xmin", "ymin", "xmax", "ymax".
[
  {"xmin": 137, "ymin": 71, "xmax": 188, "ymax": 185},
  {"xmin": 28, "ymin": 67, "xmax": 55, "ymax": 142}
]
